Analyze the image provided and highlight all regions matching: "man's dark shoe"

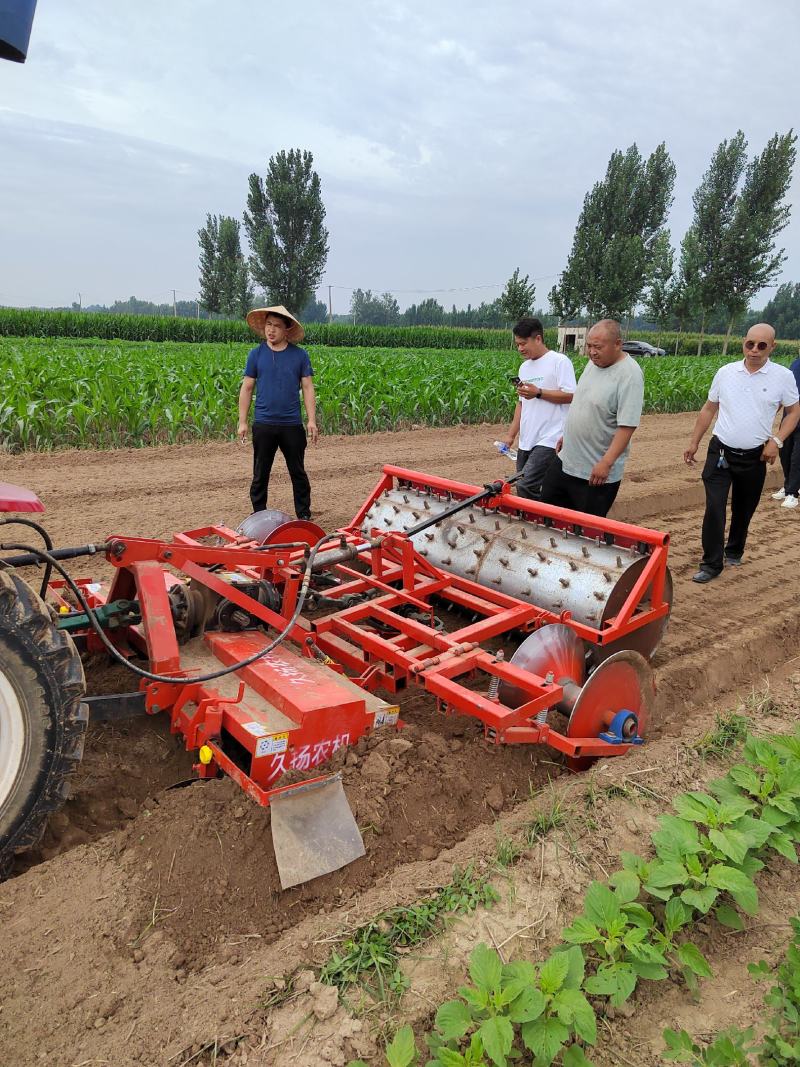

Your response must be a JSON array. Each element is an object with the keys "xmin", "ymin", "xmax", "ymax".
[
  {"xmin": 297, "ymin": 513, "xmax": 312, "ymax": 521},
  {"xmin": 724, "ymin": 556, "xmax": 742, "ymax": 567},
  {"xmin": 691, "ymin": 569, "xmax": 719, "ymax": 584}
]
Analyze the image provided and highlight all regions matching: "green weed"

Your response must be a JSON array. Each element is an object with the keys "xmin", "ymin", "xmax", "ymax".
[
  {"xmin": 663, "ymin": 914, "xmax": 800, "ymax": 1064},
  {"xmin": 694, "ymin": 712, "xmax": 749, "ymax": 761},
  {"xmin": 494, "ymin": 833, "xmax": 524, "ymax": 869},
  {"xmin": 321, "ymin": 867, "xmax": 497, "ymax": 1003},
  {"xmin": 525, "ymin": 795, "xmax": 569, "ymax": 845}
]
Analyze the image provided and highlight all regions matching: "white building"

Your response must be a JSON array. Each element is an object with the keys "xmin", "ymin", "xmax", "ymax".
[{"xmin": 557, "ymin": 326, "xmax": 587, "ymax": 356}]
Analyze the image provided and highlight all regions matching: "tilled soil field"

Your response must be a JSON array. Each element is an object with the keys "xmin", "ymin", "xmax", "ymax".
[{"xmin": 1, "ymin": 413, "xmax": 799, "ymax": 1066}]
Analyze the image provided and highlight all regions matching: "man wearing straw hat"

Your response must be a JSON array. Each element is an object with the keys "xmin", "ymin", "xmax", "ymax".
[{"xmin": 239, "ymin": 305, "xmax": 318, "ymax": 520}]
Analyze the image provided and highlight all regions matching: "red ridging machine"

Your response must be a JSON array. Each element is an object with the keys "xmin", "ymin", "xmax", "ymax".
[{"xmin": 0, "ymin": 467, "xmax": 671, "ymax": 887}]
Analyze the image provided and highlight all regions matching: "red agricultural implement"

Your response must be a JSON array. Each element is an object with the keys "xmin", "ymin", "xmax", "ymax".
[{"xmin": 0, "ymin": 467, "xmax": 672, "ymax": 887}]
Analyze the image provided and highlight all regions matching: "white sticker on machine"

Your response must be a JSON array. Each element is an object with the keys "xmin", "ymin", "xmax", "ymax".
[
  {"xmin": 256, "ymin": 733, "xmax": 289, "ymax": 757},
  {"xmin": 242, "ymin": 721, "xmax": 268, "ymax": 738},
  {"xmin": 374, "ymin": 709, "xmax": 400, "ymax": 728}
]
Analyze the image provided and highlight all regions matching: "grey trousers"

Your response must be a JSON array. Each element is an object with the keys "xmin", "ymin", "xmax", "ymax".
[{"xmin": 515, "ymin": 444, "xmax": 556, "ymax": 499}]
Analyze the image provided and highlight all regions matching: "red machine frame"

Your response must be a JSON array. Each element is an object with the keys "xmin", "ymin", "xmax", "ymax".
[
  {"xmin": 43, "ymin": 466, "xmax": 670, "ymax": 809},
  {"xmin": 40, "ymin": 465, "xmax": 674, "ymax": 806}
]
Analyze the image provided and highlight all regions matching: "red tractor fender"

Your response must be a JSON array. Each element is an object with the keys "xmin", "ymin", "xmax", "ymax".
[{"xmin": 0, "ymin": 484, "xmax": 44, "ymax": 513}]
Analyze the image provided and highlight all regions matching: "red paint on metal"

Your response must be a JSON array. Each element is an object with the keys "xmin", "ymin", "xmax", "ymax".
[
  {"xmin": 43, "ymin": 463, "xmax": 671, "ymax": 815},
  {"xmin": 0, "ymin": 483, "xmax": 45, "ymax": 513},
  {"xmin": 128, "ymin": 562, "xmax": 181, "ymax": 674}
]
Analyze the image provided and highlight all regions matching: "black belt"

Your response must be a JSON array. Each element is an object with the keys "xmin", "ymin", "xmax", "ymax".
[{"xmin": 714, "ymin": 436, "xmax": 764, "ymax": 460}]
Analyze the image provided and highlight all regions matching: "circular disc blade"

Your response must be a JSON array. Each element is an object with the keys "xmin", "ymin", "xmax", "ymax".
[
  {"xmin": 499, "ymin": 623, "xmax": 586, "ymax": 709},
  {"xmin": 237, "ymin": 509, "xmax": 325, "ymax": 547},
  {"xmin": 591, "ymin": 562, "xmax": 674, "ymax": 666},
  {"xmin": 568, "ymin": 649, "xmax": 655, "ymax": 751}
]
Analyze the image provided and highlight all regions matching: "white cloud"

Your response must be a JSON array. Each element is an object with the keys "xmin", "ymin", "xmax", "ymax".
[{"xmin": 0, "ymin": 0, "xmax": 799, "ymax": 308}]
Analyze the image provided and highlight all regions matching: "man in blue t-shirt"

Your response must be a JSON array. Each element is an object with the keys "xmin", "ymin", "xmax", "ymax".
[{"xmin": 238, "ymin": 305, "xmax": 318, "ymax": 520}]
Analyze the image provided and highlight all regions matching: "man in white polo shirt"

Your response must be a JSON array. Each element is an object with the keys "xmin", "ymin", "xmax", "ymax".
[
  {"xmin": 684, "ymin": 323, "xmax": 800, "ymax": 584},
  {"xmin": 500, "ymin": 317, "xmax": 576, "ymax": 499}
]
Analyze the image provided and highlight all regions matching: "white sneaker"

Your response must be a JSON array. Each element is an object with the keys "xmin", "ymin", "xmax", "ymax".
[
  {"xmin": 772, "ymin": 487, "xmax": 786, "ymax": 500},
  {"xmin": 781, "ymin": 495, "xmax": 798, "ymax": 509}
]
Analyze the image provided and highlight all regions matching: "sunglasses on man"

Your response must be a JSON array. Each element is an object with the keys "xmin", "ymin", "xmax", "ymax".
[{"xmin": 744, "ymin": 339, "xmax": 770, "ymax": 351}]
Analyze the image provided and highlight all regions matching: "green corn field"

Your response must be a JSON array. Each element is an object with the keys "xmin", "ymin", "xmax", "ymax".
[
  {"xmin": 0, "ymin": 337, "xmax": 793, "ymax": 453},
  {"xmin": 2, "ymin": 308, "xmax": 798, "ymax": 358}
]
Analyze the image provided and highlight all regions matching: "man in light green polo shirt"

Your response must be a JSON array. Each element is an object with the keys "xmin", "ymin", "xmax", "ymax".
[{"xmin": 540, "ymin": 319, "xmax": 644, "ymax": 517}]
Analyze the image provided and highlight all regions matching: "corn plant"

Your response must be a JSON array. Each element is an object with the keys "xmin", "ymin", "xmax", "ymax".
[
  {"xmin": 0, "ymin": 336, "xmax": 795, "ymax": 452},
  {"xmin": 2, "ymin": 306, "xmax": 799, "ymax": 356}
]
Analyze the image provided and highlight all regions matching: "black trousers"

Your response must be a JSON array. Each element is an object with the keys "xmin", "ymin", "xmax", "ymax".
[
  {"xmin": 700, "ymin": 436, "xmax": 765, "ymax": 574},
  {"xmin": 540, "ymin": 456, "xmax": 621, "ymax": 518},
  {"xmin": 780, "ymin": 425, "xmax": 800, "ymax": 497},
  {"xmin": 250, "ymin": 422, "xmax": 311, "ymax": 518},
  {"xmin": 515, "ymin": 445, "xmax": 556, "ymax": 499}
]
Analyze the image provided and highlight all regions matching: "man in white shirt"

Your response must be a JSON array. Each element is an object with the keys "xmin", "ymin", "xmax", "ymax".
[
  {"xmin": 501, "ymin": 317, "xmax": 576, "ymax": 499},
  {"xmin": 684, "ymin": 323, "xmax": 800, "ymax": 584}
]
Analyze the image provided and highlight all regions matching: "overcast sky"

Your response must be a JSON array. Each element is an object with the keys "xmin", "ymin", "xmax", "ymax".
[{"xmin": 1, "ymin": 0, "xmax": 798, "ymax": 313}]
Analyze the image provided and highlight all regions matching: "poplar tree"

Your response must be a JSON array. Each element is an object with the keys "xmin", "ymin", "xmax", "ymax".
[
  {"xmin": 643, "ymin": 231, "xmax": 676, "ymax": 344},
  {"xmin": 549, "ymin": 143, "xmax": 676, "ymax": 321},
  {"xmin": 721, "ymin": 131, "xmax": 797, "ymax": 351},
  {"xmin": 244, "ymin": 149, "xmax": 329, "ymax": 315},
  {"xmin": 684, "ymin": 129, "xmax": 796, "ymax": 354},
  {"xmin": 670, "ymin": 228, "xmax": 703, "ymax": 353},
  {"xmin": 500, "ymin": 268, "xmax": 537, "ymax": 323},
  {"xmin": 197, "ymin": 214, "xmax": 252, "ymax": 318},
  {"xmin": 197, "ymin": 214, "xmax": 222, "ymax": 314},
  {"xmin": 216, "ymin": 217, "xmax": 253, "ymax": 318},
  {"xmin": 685, "ymin": 131, "xmax": 748, "ymax": 354}
]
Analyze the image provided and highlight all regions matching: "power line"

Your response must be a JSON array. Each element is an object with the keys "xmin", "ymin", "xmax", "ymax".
[{"xmin": 323, "ymin": 273, "xmax": 560, "ymax": 296}]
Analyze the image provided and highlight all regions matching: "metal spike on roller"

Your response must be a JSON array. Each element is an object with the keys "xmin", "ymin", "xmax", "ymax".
[{"xmin": 363, "ymin": 489, "xmax": 673, "ymax": 664}]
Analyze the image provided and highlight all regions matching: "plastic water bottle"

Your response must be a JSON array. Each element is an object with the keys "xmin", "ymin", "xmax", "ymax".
[{"xmin": 494, "ymin": 440, "xmax": 518, "ymax": 461}]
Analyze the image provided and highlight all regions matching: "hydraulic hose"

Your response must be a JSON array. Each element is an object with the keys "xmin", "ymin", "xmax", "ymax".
[
  {"xmin": 0, "ymin": 517, "xmax": 56, "ymax": 598},
  {"xmin": 403, "ymin": 471, "xmax": 522, "ymax": 537},
  {"xmin": 0, "ymin": 534, "xmax": 343, "ymax": 685}
]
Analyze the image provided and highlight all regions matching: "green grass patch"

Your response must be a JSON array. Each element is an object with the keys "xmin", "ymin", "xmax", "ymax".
[
  {"xmin": 525, "ymin": 794, "xmax": 570, "ymax": 846},
  {"xmin": 494, "ymin": 833, "xmax": 525, "ymax": 869},
  {"xmin": 320, "ymin": 866, "xmax": 498, "ymax": 1004},
  {"xmin": 693, "ymin": 711, "xmax": 750, "ymax": 761}
]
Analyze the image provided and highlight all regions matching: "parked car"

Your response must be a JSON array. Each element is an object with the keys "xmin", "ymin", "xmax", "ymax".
[{"xmin": 622, "ymin": 340, "xmax": 666, "ymax": 357}]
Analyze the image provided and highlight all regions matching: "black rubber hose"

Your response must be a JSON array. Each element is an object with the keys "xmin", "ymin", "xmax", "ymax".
[
  {"xmin": 0, "ymin": 534, "xmax": 342, "ymax": 685},
  {"xmin": 0, "ymin": 517, "xmax": 55, "ymax": 598}
]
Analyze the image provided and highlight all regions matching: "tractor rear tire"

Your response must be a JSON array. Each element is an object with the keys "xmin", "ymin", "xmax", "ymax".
[{"xmin": 0, "ymin": 570, "xmax": 86, "ymax": 878}]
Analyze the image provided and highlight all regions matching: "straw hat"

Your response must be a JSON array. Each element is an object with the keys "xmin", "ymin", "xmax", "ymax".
[{"xmin": 246, "ymin": 305, "xmax": 305, "ymax": 344}]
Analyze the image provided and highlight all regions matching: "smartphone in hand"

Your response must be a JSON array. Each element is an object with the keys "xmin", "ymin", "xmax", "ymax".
[{"xmin": 508, "ymin": 375, "xmax": 521, "ymax": 386}]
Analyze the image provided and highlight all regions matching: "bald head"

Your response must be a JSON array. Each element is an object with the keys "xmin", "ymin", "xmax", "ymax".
[
  {"xmin": 591, "ymin": 319, "xmax": 622, "ymax": 344},
  {"xmin": 586, "ymin": 319, "xmax": 624, "ymax": 367},
  {"xmin": 747, "ymin": 322, "xmax": 776, "ymax": 343},
  {"xmin": 743, "ymin": 322, "xmax": 776, "ymax": 367}
]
